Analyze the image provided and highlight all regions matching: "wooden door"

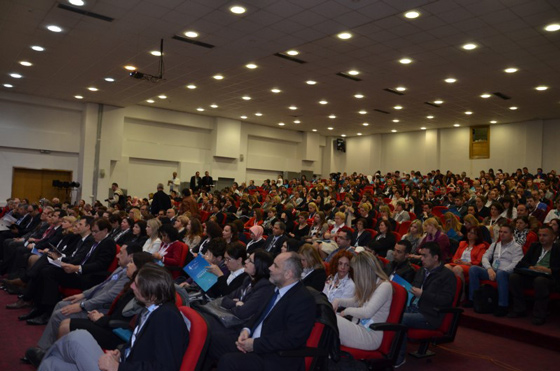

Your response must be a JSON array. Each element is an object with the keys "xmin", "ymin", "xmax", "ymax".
[{"xmin": 12, "ymin": 168, "xmax": 73, "ymax": 204}]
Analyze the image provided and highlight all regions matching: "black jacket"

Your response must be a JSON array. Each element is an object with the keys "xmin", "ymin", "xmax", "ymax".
[{"xmin": 412, "ymin": 263, "xmax": 456, "ymax": 328}]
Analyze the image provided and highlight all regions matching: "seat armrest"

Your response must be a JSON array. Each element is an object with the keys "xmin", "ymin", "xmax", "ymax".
[{"xmin": 433, "ymin": 307, "xmax": 464, "ymax": 314}]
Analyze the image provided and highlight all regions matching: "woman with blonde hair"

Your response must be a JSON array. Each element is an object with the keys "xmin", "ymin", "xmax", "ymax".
[
  {"xmin": 299, "ymin": 243, "xmax": 327, "ymax": 291},
  {"xmin": 418, "ymin": 217, "xmax": 450, "ymax": 262},
  {"xmin": 332, "ymin": 251, "xmax": 392, "ymax": 351},
  {"xmin": 142, "ymin": 218, "xmax": 162, "ymax": 254},
  {"xmin": 442, "ymin": 212, "xmax": 462, "ymax": 241},
  {"xmin": 461, "ymin": 214, "xmax": 492, "ymax": 244},
  {"xmin": 401, "ymin": 219, "xmax": 424, "ymax": 260}
]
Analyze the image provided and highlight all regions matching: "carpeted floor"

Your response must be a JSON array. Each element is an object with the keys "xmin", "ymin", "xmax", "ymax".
[{"xmin": 1, "ymin": 288, "xmax": 559, "ymax": 371}]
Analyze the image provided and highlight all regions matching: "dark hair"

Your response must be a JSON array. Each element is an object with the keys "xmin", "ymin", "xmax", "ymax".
[
  {"xmin": 160, "ymin": 223, "xmax": 179, "ymax": 242},
  {"xmin": 56, "ymin": 210, "xmax": 68, "ymax": 218},
  {"xmin": 499, "ymin": 223, "xmax": 515, "ymax": 234},
  {"xmin": 396, "ymin": 239, "xmax": 412, "ymax": 254},
  {"xmin": 422, "ymin": 241, "xmax": 442, "ymax": 261},
  {"xmin": 124, "ymin": 242, "xmax": 143, "ymax": 255},
  {"xmin": 378, "ymin": 219, "xmax": 393, "ymax": 233},
  {"xmin": 123, "ymin": 217, "xmax": 134, "ymax": 229},
  {"xmin": 490, "ymin": 201, "xmax": 504, "ymax": 213},
  {"xmin": 224, "ymin": 223, "xmax": 239, "ymax": 242},
  {"xmin": 232, "ymin": 219, "xmax": 245, "ymax": 235},
  {"xmin": 135, "ymin": 265, "xmax": 176, "ymax": 305},
  {"xmin": 188, "ymin": 218, "xmax": 203, "ymax": 238},
  {"xmin": 134, "ymin": 220, "xmax": 147, "ymax": 236},
  {"xmin": 96, "ymin": 218, "xmax": 111, "ymax": 233},
  {"xmin": 207, "ymin": 237, "xmax": 227, "ymax": 259},
  {"xmin": 253, "ymin": 249, "xmax": 274, "ymax": 283},
  {"xmin": 108, "ymin": 214, "xmax": 121, "ymax": 224},
  {"xmin": 226, "ymin": 241, "xmax": 247, "ymax": 261},
  {"xmin": 275, "ymin": 221, "xmax": 286, "ymax": 232},
  {"xmin": 284, "ymin": 238, "xmax": 300, "ymax": 252},
  {"xmin": 205, "ymin": 220, "xmax": 223, "ymax": 239},
  {"xmin": 181, "ymin": 188, "xmax": 192, "ymax": 197},
  {"xmin": 466, "ymin": 226, "xmax": 484, "ymax": 245},
  {"xmin": 82, "ymin": 216, "xmax": 95, "ymax": 228}
]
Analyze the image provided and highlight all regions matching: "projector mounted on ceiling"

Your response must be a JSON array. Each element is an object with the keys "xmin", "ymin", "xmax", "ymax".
[{"xmin": 130, "ymin": 39, "xmax": 165, "ymax": 82}]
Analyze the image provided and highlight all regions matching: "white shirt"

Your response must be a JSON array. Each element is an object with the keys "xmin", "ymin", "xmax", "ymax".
[
  {"xmin": 227, "ymin": 267, "xmax": 245, "ymax": 286},
  {"xmin": 251, "ymin": 280, "xmax": 298, "ymax": 338}
]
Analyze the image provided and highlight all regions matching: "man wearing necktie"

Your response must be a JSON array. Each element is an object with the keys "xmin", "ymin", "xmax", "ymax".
[
  {"xmin": 215, "ymin": 251, "xmax": 315, "ymax": 371},
  {"xmin": 263, "ymin": 222, "xmax": 287, "ymax": 257}
]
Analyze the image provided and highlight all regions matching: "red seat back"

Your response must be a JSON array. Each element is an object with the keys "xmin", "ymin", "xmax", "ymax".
[
  {"xmin": 304, "ymin": 322, "xmax": 326, "ymax": 370},
  {"xmin": 377, "ymin": 283, "xmax": 408, "ymax": 355},
  {"xmin": 437, "ymin": 276, "xmax": 463, "ymax": 333},
  {"xmin": 179, "ymin": 306, "xmax": 209, "ymax": 371},
  {"xmin": 397, "ymin": 221, "xmax": 411, "ymax": 236}
]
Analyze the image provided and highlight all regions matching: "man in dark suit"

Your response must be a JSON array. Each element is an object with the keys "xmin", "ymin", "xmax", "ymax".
[
  {"xmin": 37, "ymin": 265, "xmax": 189, "ymax": 371},
  {"xmin": 190, "ymin": 171, "xmax": 201, "ymax": 192},
  {"xmin": 21, "ymin": 218, "xmax": 116, "ymax": 325},
  {"xmin": 384, "ymin": 240, "xmax": 416, "ymax": 283},
  {"xmin": 201, "ymin": 170, "xmax": 214, "ymax": 191},
  {"xmin": 263, "ymin": 221, "xmax": 287, "ymax": 256},
  {"xmin": 150, "ymin": 183, "xmax": 172, "ymax": 216},
  {"xmin": 214, "ymin": 251, "xmax": 315, "ymax": 371}
]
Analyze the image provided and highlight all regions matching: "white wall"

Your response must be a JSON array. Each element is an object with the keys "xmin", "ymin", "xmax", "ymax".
[{"xmin": 3, "ymin": 89, "xmax": 560, "ymax": 203}]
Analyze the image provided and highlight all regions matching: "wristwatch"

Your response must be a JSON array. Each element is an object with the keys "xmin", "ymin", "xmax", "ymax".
[{"xmin": 80, "ymin": 301, "xmax": 86, "ymax": 311}]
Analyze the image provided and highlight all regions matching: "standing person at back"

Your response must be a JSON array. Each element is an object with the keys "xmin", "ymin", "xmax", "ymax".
[{"xmin": 150, "ymin": 183, "xmax": 172, "ymax": 216}]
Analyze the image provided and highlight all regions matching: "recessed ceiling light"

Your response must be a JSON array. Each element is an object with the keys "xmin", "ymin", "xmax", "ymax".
[
  {"xmin": 9, "ymin": 73, "xmax": 22, "ymax": 79},
  {"xmin": 124, "ymin": 65, "xmax": 137, "ymax": 71},
  {"xmin": 213, "ymin": 74, "xmax": 224, "ymax": 80},
  {"xmin": 404, "ymin": 10, "xmax": 420, "ymax": 19},
  {"xmin": 158, "ymin": 95, "xmax": 167, "ymax": 99},
  {"xmin": 399, "ymin": 58, "xmax": 412, "ymax": 64},
  {"xmin": 391, "ymin": 129, "xmax": 397, "ymax": 133},
  {"xmin": 242, "ymin": 96, "xmax": 251, "ymax": 100},
  {"xmin": 462, "ymin": 43, "xmax": 478, "ymax": 50},
  {"xmin": 357, "ymin": 133, "xmax": 362, "ymax": 136},
  {"xmin": 329, "ymin": 114, "xmax": 336, "ymax": 119},
  {"xmin": 31, "ymin": 45, "xmax": 45, "ymax": 52},
  {"xmin": 362, "ymin": 122, "xmax": 369, "ymax": 126},
  {"xmin": 150, "ymin": 51, "xmax": 162, "ymax": 56},
  {"xmin": 246, "ymin": 63, "xmax": 258, "ymax": 69},
  {"xmin": 465, "ymin": 111, "xmax": 473, "ymax": 115},
  {"xmin": 3, "ymin": 84, "xmax": 14, "ymax": 88},
  {"xmin": 535, "ymin": 86, "xmax": 548, "ymax": 91},
  {"xmin": 87, "ymin": 87, "xmax": 98, "ymax": 91},
  {"xmin": 312, "ymin": 129, "xmax": 317, "ymax": 132},
  {"xmin": 240, "ymin": 115, "xmax": 247, "ymax": 119},
  {"xmin": 184, "ymin": 31, "xmax": 199, "ymax": 38},
  {"xmin": 229, "ymin": 5, "xmax": 246, "ymax": 14},
  {"xmin": 359, "ymin": 110, "xmax": 367, "ymax": 114},
  {"xmin": 210, "ymin": 104, "xmax": 218, "ymax": 108},
  {"xmin": 75, "ymin": 95, "xmax": 84, "ymax": 99},
  {"xmin": 104, "ymin": 77, "xmax": 115, "ymax": 82},
  {"xmin": 337, "ymin": 32, "xmax": 353, "ymax": 40},
  {"xmin": 427, "ymin": 115, "xmax": 434, "ymax": 119},
  {"xmin": 454, "ymin": 124, "xmax": 460, "ymax": 127},
  {"xmin": 289, "ymin": 105, "xmax": 298, "ymax": 110},
  {"xmin": 393, "ymin": 119, "xmax": 400, "ymax": 123},
  {"xmin": 509, "ymin": 106, "xmax": 518, "ymax": 110},
  {"xmin": 328, "ymin": 127, "xmax": 334, "ymax": 130},
  {"xmin": 354, "ymin": 94, "xmax": 364, "ymax": 99},
  {"xmin": 393, "ymin": 105, "xmax": 403, "ymax": 110},
  {"xmin": 146, "ymin": 99, "xmax": 154, "ymax": 103},
  {"xmin": 434, "ymin": 100, "xmax": 444, "ymax": 104},
  {"xmin": 255, "ymin": 112, "xmax": 262, "ymax": 116},
  {"xmin": 19, "ymin": 61, "xmax": 32, "ymax": 67},
  {"xmin": 480, "ymin": 93, "xmax": 491, "ymax": 98},
  {"xmin": 69, "ymin": 0, "xmax": 85, "ymax": 6},
  {"xmin": 306, "ymin": 80, "xmax": 317, "ymax": 85},
  {"xmin": 341, "ymin": 134, "xmax": 347, "ymax": 137},
  {"xmin": 444, "ymin": 78, "xmax": 457, "ymax": 83},
  {"xmin": 278, "ymin": 122, "xmax": 285, "ymax": 126},
  {"xmin": 420, "ymin": 127, "xmax": 427, "ymax": 130},
  {"xmin": 294, "ymin": 120, "xmax": 301, "ymax": 124},
  {"xmin": 490, "ymin": 120, "xmax": 497, "ymax": 124},
  {"xmin": 47, "ymin": 25, "xmax": 63, "ymax": 33},
  {"xmin": 271, "ymin": 88, "xmax": 281, "ymax": 93},
  {"xmin": 286, "ymin": 50, "xmax": 299, "ymax": 56},
  {"xmin": 396, "ymin": 86, "xmax": 406, "ymax": 91},
  {"xmin": 504, "ymin": 67, "xmax": 518, "ymax": 73},
  {"xmin": 544, "ymin": 23, "xmax": 560, "ymax": 32},
  {"xmin": 186, "ymin": 84, "xmax": 196, "ymax": 89},
  {"xmin": 319, "ymin": 100, "xmax": 328, "ymax": 105},
  {"xmin": 197, "ymin": 108, "xmax": 205, "ymax": 112},
  {"xmin": 348, "ymin": 70, "xmax": 360, "ymax": 76}
]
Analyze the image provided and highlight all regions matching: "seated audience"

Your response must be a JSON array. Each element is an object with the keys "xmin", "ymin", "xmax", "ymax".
[
  {"xmin": 299, "ymin": 243, "xmax": 327, "ymax": 291},
  {"xmin": 323, "ymin": 250, "xmax": 355, "ymax": 303},
  {"xmin": 141, "ymin": 217, "xmax": 162, "ymax": 254},
  {"xmin": 152, "ymin": 224, "xmax": 183, "ymax": 269},
  {"xmin": 418, "ymin": 217, "xmax": 451, "ymax": 262},
  {"xmin": 332, "ymin": 251, "xmax": 392, "ymax": 351},
  {"xmin": 352, "ymin": 218, "xmax": 372, "ymax": 248},
  {"xmin": 246, "ymin": 225, "xmax": 266, "ymax": 254},
  {"xmin": 207, "ymin": 242, "xmax": 248, "ymax": 298},
  {"xmin": 384, "ymin": 240, "xmax": 416, "ymax": 283},
  {"xmin": 369, "ymin": 219, "xmax": 396, "ymax": 258}
]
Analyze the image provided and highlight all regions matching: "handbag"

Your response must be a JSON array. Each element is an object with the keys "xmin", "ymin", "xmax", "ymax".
[{"xmin": 198, "ymin": 297, "xmax": 245, "ymax": 328}]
